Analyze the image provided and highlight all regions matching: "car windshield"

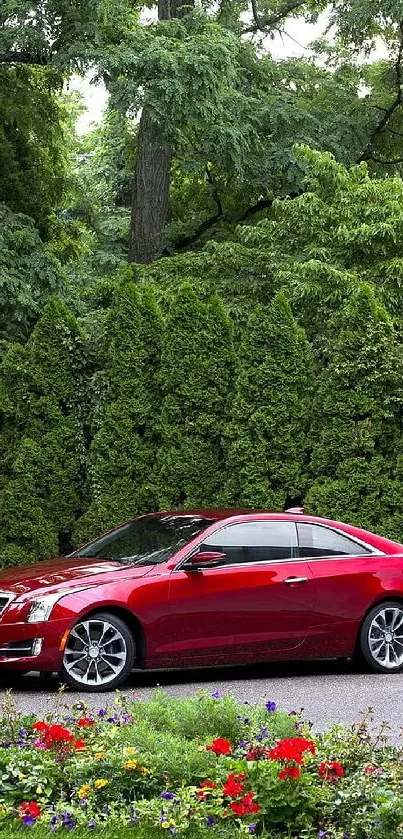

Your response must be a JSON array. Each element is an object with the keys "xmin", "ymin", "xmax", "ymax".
[{"xmin": 74, "ymin": 515, "xmax": 214, "ymax": 566}]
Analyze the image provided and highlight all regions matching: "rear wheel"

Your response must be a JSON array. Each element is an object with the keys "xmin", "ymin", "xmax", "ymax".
[
  {"xmin": 360, "ymin": 601, "xmax": 403, "ymax": 673},
  {"xmin": 61, "ymin": 612, "xmax": 135, "ymax": 692}
]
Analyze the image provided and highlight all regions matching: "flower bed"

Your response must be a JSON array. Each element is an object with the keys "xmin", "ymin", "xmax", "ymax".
[{"xmin": 0, "ymin": 689, "xmax": 401, "ymax": 838}]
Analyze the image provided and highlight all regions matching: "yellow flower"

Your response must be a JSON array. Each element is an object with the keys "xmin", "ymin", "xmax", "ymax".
[
  {"xmin": 123, "ymin": 746, "xmax": 136, "ymax": 756},
  {"xmin": 161, "ymin": 822, "xmax": 170, "ymax": 829},
  {"xmin": 36, "ymin": 785, "xmax": 43, "ymax": 795},
  {"xmin": 94, "ymin": 778, "xmax": 109, "ymax": 789},
  {"xmin": 94, "ymin": 752, "xmax": 105, "ymax": 760},
  {"xmin": 124, "ymin": 759, "xmax": 138, "ymax": 770},
  {"xmin": 140, "ymin": 766, "xmax": 150, "ymax": 776},
  {"xmin": 78, "ymin": 785, "xmax": 92, "ymax": 799}
]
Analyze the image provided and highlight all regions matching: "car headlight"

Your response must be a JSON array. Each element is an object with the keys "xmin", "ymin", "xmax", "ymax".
[{"xmin": 25, "ymin": 587, "xmax": 94, "ymax": 623}]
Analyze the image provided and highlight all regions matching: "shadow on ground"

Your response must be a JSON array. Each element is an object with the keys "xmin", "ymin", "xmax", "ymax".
[{"xmin": 0, "ymin": 657, "xmax": 359, "ymax": 693}]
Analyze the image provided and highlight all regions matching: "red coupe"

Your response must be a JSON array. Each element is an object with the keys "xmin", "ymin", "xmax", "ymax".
[{"xmin": 0, "ymin": 510, "xmax": 402, "ymax": 691}]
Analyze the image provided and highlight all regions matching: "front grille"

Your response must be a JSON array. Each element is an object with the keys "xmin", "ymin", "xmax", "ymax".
[{"xmin": 0, "ymin": 593, "xmax": 13, "ymax": 617}]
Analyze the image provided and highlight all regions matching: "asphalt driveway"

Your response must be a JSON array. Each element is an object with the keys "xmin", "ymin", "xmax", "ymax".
[{"xmin": 0, "ymin": 658, "xmax": 402, "ymax": 741}]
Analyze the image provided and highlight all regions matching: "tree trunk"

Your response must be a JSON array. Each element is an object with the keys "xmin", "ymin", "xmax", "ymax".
[
  {"xmin": 128, "ymin": 0, "xmax": 191, "ymax": 264},
  {"xmin": 128, "ymin": 108, "xmax": 172, "ymax": 264}
]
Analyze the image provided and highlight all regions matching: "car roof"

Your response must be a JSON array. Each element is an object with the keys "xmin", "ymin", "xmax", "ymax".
[{"xmin": 147, "ymin": 509, "xmax": 403, "ymax": 552}]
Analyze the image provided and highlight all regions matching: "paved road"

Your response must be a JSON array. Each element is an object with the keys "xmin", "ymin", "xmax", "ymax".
[{"xmin": 0, "ymin": 659, "xmax": 402, "ymax": 741}]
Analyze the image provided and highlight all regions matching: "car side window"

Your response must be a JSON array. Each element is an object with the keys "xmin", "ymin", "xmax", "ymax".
[
  {"xmin": 199, "ymin": 521, "xmax": 298, "ymax": 565},
  {"xmin": 297, "ymin": 523, "xmax": 371, "ymax": 558}
]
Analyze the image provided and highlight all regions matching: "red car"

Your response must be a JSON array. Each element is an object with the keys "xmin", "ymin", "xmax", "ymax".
[{"xmin": 0, "ymin": 510, "xmax": 402, "ymax": 691}]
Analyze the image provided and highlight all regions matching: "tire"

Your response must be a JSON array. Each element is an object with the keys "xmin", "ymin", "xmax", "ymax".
[
  {"xmin": 60, "ymin": 611, "xmax": 136, "ymax": 692},
  {"xmin": 359, "ymin": 601, "xmax": 403, "ymax": 673}
]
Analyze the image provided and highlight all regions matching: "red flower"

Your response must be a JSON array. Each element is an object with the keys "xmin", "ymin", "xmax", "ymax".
[
  {"xmin": 19, "ymin": 801, "xmax": 41, "ymax": 819},
  {"xmin": 77, "ymin": 717, "xmax": 94, "ymax": 728},
  {"xmin": 206, "ymin": 738, "xmax": 232, "ymax": 756},
  {"xmin": 278, "ymin": 766, "xmax": 301, "ymax": 780},
  {"xmin": 74, "ymin": 739, "xmax": 86, "ymax": 751},
  {"xmin": 245, "ymin": 746, "xmax": 271, "ymax": 761},
  {"xmin": 32, "ymin": 720, "xmax": 83, "ymax": 754},
  {"xmin": 319, "ymin": 761, "xmax": 344, "ymax": 782},
  {"xmin": 32, "ymin": 722, "xmax": 48, "ymax": 733},
  {"xmin": 269, "ymin": 737, "xmax": 316, "ymax": 764},
  {"xmin": 197, "ymin": 780, "xmax": 217, "ymax": 799},
  {"xmin": 223, "ymin": 773, "xmax": 246, "ymax": 798},
  {"xmin": 48, "ymin": 724, "xmax": 74, "ymax": 743},
  {"xmin": 229, "ymin": 793, "xmax": 261, "ymax": 816}
]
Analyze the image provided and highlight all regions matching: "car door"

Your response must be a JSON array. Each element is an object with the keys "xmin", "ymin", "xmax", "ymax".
[
  {"xmin": 168, "ymin": 519, "xmax": 315, "ymax": 666},
  {"xmin": 296, "ymin": 522, "xmax": 383, "ymax": 657}
]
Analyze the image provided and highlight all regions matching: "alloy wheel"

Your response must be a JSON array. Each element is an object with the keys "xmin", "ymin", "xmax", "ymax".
[
  {"xmin": 367, "ymin": 606, "xmax": 403, "ymax": 670},
  {"xmin": 63, "ymin": 617, "xmax": 128, "ymax": 687}
]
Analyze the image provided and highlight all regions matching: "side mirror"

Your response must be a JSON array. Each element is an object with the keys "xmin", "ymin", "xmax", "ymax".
[{"xmin": 186, "ymin": 551, "xmax": 226, "ymax": 570}]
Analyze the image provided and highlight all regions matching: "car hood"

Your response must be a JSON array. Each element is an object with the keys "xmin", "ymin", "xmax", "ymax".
[{"xmin": 0, "ymin": 557, "xmax": 153, "ymax": 598}]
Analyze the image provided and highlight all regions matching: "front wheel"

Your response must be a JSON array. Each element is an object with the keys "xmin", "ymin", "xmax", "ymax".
[
  {"xmin": 61, "ymin": 612, "xmax": 135, "ymax": 692},
  {"xmin": 359, "ymin": 601, "xmax": 403, "ymax": 673}
]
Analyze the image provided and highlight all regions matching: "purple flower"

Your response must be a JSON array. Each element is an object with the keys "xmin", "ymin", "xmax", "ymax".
[
  {"xmin": 22, "ymin": 815, "xmax": 36, "ymax": 826},
  {"xmin": 98, "ymin": 708, "xmax": 107, "ymax": 718},
  {"xmin": 248, "ymin": 825, "xmax": 257, "ymax": 834},
  {"xmin": 211, "ymin": 690, "xmax": 222, "ymax": 699},
  {"xmin": 265, "ymin": 701, "xmax": 276, "ymax": 712},
  {"xmin": 318, "ymin": 832, "xmax": 328, "ymax": 838},
  {"xmin": 169, "ymin": 830, "xmax": 177, "ymax": 836},
  {"xmin": 256, "ymin": 726, "xmax": 269, "ymax": 742},
  {"xmin": 206, "ymin": 816, "xmax": 216, "ymax": 827},
  {"xmin": 243, "ymin": 717, "xmax": 250, "ymax": 724},
  {"xmin": 236, "ymin": 739, "xmax": 249, "ymax": 749},
  {"xmin": 61, "ymin": 812, "xmax": 76, "ymax": 830},
  {"xmin": 18, "ymin": 728, "xmax": 28, "ymax": 738},
  {"xmin": 88, "ymin": 820, "xmax": 97, "ymax": 829},
  {"xmin": 129, "ymin": 807, "xmax": 139, "ymax": 822},
  {"xmin": 160, "ymin": 792, "xmax": 175, "ymax": 800}
]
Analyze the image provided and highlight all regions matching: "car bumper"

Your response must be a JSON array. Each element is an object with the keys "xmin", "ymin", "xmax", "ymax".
[{"xmin": 0, "ymin": 618, "xmax": 68, "ymax": 671}]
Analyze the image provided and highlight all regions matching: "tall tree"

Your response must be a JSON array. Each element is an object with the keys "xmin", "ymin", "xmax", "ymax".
[
  {"xmin": 0, "ymin": 299, "xmax": 86, "ymax": 565},
  {"xmin": 224, "ymin": 292, "xmax": 313, "ymax": 509},
  {"xmin": 75, "ymin": 282, "xmax": 163, "ymax": 542},
  {"xmin": 306, "ymin": 284, "xmax": 403, "ymax": 535},
  {"xmin": 156, "ymin": 284, "xmax": 235, "ymax": 508}
]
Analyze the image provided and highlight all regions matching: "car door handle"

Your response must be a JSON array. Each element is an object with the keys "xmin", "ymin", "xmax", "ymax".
[{"xmin": 283, "ymin": 576, "xmax": 308, "ymax": 585}]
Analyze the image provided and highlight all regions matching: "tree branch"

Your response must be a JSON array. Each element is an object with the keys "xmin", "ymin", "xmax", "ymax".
[
  {"xmin": 205, "ymin": 165, "xmax": 224, "ymax": 218},
  {"xmin": 365, "ymin": 155, "xmax": 403, "ymax": 165},
  {"xmin": 358, "ymin": 20, "xmax": 403, "ymax": 163},
  {"xmin": 0, "ymin": 50, "xmax": 49, "ymax": 66},
  {"xmin": 242, "ymin": 0, "xmax": 304, "ymax": 34},
  {"xmin": 171, "ymin": 190, "xmax": 301, "ymax": 251}
]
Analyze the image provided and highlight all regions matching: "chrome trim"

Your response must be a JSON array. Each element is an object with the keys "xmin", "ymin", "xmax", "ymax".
[
  {"xmin": 284, "ymin": 576, "xmax": 308, "ymax": 584},
  {"xmin": 174, "ymin": 519, "xmax": 382, "ymax": 572},
  {"xmin": 0, "ymin": 592, "xmax": 15, "ymax": 616},
  {"xmin": 177, "ymin": 554, "xmax": 386, "ymax": 572}
]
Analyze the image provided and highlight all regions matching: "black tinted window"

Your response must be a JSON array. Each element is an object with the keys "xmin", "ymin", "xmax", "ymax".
[
  {"xmin": 76, "ymin": 515, "xmax": 214, "ymax": 565},
  {"xmin": 297, "ymin": 523, "xmax": 371, "ymax": 558},
  {"xmin": 200, "ymin": 521, "xmax": 297, "ymax": 565}
]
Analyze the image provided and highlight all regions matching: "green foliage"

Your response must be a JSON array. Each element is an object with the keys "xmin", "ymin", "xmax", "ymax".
[
  {"xmin": 0, "ymin": 205, "xmax": 65, "ymax": 345},
  {"xmin": 0, "ymin": 65, "xmax": 67, "ymax": 236},
  {"xmin": 224, "ymin": 293, "xmax": 313, "ymax": 509},
  {"xmin": 0, "ymin": 299, "xmax": 87, "ymax": 563},
  {"xmin": 305, "ymin": 284, "xmax": 403, "ymax": 536},
  {"xmin": 155, "ymin": 284, "xmax": 235, "ymax": 508},
  {"xmin": 76, "ymin": 282, "xmax": 163, "ymax": 542}
]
